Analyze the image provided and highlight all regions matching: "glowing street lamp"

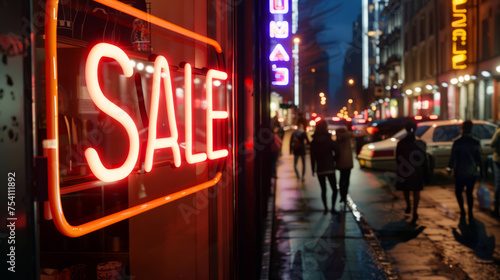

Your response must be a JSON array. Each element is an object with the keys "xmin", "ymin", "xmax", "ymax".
[{"xmin": 348, "ymin": 78, "xmax": 354, "ymax": 85}]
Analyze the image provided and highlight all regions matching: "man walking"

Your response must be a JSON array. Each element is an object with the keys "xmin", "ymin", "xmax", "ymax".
[
  {"xmin": 290, "ymin": 123, "xmax": 310, "ymax": 181},
  {"xmin": 490, "ymin": 123, "xmax": 500, "ymax": 217},
  {"xmin": 448, "ymin": 120, "xmax": 483, "ymax": 223}
]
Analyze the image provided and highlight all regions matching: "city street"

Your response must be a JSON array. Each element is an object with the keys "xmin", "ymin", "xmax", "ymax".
[{"xmin": 270, "ymin": 129, "xmax": 500, "ymax": 279}]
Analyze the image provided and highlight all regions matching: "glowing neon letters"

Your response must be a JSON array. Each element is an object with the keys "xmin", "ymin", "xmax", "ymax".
[
  {"xmin": 451, "ymin": 0, "xmax": 467, "ymax": 70},
  {"xmin": 271, "ymin": 64, "xmax": 289, "ymax": 86},
  {"xmin": 85, "ymin": 43, "xmax": 228, "ymax": 182},
  {"xmin": 270, "ymin": 21, "xmax": 289, "ymax": 38},
  {"xmin": 269, "ymin": 0, "xmax": 290, "ymax": 86},
  {"xmin": 270, "ymin": 0, "xmax": 289, "ymax": 14},
  {"xmin": 269, "ymin": 44, "xmax": 290, "ymax": 62}
]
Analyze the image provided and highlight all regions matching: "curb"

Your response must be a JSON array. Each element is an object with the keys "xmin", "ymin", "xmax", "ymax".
[{"xmin": 346, "ymin": 195, "xmax": 401, "ymax": 280}]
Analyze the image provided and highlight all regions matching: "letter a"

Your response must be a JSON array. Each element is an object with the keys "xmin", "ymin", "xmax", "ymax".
[
  {"xmin": 85, "ymin": 43, "xmax": 139, "ymax": 182},
  {"xmin": 144, "ymin": 56, "xmax": 181, "ymax": 172}
]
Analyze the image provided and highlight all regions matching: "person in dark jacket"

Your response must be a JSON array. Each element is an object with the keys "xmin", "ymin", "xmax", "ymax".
[
  {"xmin": 290, "ymin": 123, "xmax": 310, "ymax": 181},
  {"xmin": 310, "ymin": 120, "xmax": 340, "ymax": 214},
  {"xmin": 490, "ymin": 123, "xmax": 500, "ymax": 217},
  {"xmin": 336, "ymin": 127, "xmax": 354, "ymax": 209},
  {"xmin": 448, "ymin": 120, "xmax": 483, "ymax": 223},
  {"xmin": 395, "ymin": 122, "xmax": 429, "ymax": 222}
]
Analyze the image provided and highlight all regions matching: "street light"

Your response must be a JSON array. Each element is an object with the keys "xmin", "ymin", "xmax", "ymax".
[
  {"xmin": 348, "ymin": 78, "xmax": 354, "ymax": 85},
  {"xmin": 319, "ymin": 92, "xmax": 325, "ymax": 97},
  {"xmin": 348, "ymin": 99, "xmax": 353, "ymax": 104}
]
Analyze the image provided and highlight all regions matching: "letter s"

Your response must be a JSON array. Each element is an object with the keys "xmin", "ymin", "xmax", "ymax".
[{"xmin": 84, "ymin": 43, "xmax": 139, "ymax": 182}]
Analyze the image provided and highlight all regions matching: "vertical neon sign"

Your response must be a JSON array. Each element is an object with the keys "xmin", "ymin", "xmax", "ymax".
[
  {"xmin": 451, "ymin": 0, "xmax": 467, "ymax": 70},
  {"xmin": 270, "ymin": 0, "xmax": 291, "ymax": 88}
]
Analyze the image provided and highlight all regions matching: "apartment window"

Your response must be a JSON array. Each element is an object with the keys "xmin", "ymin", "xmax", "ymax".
[
  {"xmin": 405, "ymin": 31, "xmax": 409, "ymax": 51},
  {"xmin": 420, "ymin": 18, "xmax": 425, "ymax": 42},
  {"xmin": 429, "ymin": 44, "xmax": 436, "ymax": 76},
  {"xmin": 440, "ymin": 40, "xmax": 447, "ymax": 72},
  {"xmin": 412, "ymin": 22, "xmax": 417, "ymax": 47},
  {"xmin": 420, "ymin": 48, "xmax": 425, "ymax": 79},
  {"xmin": 438, "ymin": 2, "xmax": 445, "ymax": 30},
  {"xmin": 429, "ymin": 11, "xmax": 434, "ymax": 35},
  {"xmin": 495, "ymin": 12, "xmax": 500, "ymax": 56},
  {"xmin": 481, "ymin": 19, "xmax": 490, "ymax": 60}
]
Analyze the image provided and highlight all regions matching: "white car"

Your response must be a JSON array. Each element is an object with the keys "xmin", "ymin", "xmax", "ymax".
[{"xmin": 358, "ymin": 120, "xmax": 497, "ymax": 172}]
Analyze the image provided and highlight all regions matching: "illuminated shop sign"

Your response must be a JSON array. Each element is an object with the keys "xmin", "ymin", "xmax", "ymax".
[
  {"xmin": 45, "ymin": 0, "xmax": 227, "ymax": 237},
  {"xmin": 271, "ymin": 64, "xmax": 289, "ymax": 85},
  {"xmin": 451, "ymin": 0, "xmax": 467, "ymax": 70},
  {"xmin": 269, "ymin": 0, "xmax": 290, "ymax": 86},
  {"xmin": 269, "ymin": 44, "xmax": 290, "ymax": 61},
  {"xmin": 270, "ymin": 21, "xmax": 289, "ymax": 38},
  {"xmin": 86, "ymin": 43, "xmax": 228, "ymax": 183},
  {"xmin": 270, "ymin": 0, "xmax": 289, "ymax": 14}
]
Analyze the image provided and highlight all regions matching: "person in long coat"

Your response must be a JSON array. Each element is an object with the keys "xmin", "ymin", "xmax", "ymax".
[
  {"xmin": 396, "ymin": 122, "xmax": 429, "ymax": 222},
  {"xmin": 335, "ymin": 127, "xmax": 353, "ymax": 209},
  {"xmin": 310, "ymin": 120, "xmax": 340, "ymax": 214}
]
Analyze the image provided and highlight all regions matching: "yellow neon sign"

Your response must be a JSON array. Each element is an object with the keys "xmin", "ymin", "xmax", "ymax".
[{"xmin": 451, "ymin": 0, "xmax": 467, "ymax": 70}]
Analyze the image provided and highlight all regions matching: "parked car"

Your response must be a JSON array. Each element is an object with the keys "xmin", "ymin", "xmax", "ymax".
[
  {"xmin": 351, "ymin": 116, "xmax": 367, "ymax": 136},
  {"xmin": 357, "ymin": 120, "xmax": 497, "ymax": 174},
  {"xmin": 354, "ymin": 115, "xmax": 439, "ymax": 155},
  {"xmin": 307, "ymin": 117, "xmax": 348, "ymax": 141}
]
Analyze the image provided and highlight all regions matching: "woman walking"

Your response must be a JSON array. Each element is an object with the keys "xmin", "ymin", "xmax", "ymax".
[
  {"xmin": 336, "ymin": 127, "xmax": 354, "ymax": 210},
  {"xmin": 396, "ymin": 122, "xmax": 429, "ymax": 222},
  {"xmin": 310, "ymin": 120, "xmax": 340, "ymax": 214}
]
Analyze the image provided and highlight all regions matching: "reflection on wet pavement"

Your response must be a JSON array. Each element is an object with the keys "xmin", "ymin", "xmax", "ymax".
[{"xmin": 269, "ymin": 144, "xmax": 388, "ymax": 279}]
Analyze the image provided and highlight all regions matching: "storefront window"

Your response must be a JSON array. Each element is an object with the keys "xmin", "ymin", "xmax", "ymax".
[{"xmin": 484, "ymin": 80, "xmax": 493, "ymax": 121}]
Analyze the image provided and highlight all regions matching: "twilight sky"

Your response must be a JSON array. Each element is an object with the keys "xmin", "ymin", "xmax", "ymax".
[{"xmin": 299, "ymin": 0, "xmax": 362, "ymax": 98}]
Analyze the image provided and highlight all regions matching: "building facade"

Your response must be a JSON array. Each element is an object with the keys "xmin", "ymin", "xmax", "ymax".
[{"xmin": 375, "ymin": 0, "xmax": 500, "ymax": 122}]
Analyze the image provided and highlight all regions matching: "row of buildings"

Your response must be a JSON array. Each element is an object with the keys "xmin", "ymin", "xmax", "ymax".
[{"xmin": 364, "ymin": 0, "xmax": 500, "ymax": 123}]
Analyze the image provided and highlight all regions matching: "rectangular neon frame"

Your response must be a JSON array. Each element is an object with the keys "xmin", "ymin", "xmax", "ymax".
[{"xmin": 45, "ymin": 0, "xmax": 223, "ymax": 237}]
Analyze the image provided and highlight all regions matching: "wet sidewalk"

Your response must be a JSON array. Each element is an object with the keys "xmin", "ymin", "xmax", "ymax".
[{"xmin": 269, "ymin": 130, "xmax": 393, "ymax": 280}]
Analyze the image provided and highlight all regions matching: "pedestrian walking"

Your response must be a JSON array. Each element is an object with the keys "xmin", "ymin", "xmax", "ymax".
[
  {"xmin": 448, "ymin": 120, "xmax": 483, "ymax": 223},
  {"xmin": 489, "ymin": 123, "xmax": 500, "ymax": 217},
  {"xmin": 310, "ymin": 120, "xmax": 340, "ymax": 214},
  {"xmin": 290, "ymin": 123, "xmax": 310, "ymax": 181},
  {"xmin": 395, "ymin": 121, "xmax": 429, "ymax": 222},
  {"xmin": 335, "ymin": 127, "xmax": 354, "ymax": 210}
]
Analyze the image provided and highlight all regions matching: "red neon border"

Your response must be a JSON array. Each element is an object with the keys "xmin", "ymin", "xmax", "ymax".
[{"xmin": 45, "ymin": 0, "xmax": 223, "ymax": 237}]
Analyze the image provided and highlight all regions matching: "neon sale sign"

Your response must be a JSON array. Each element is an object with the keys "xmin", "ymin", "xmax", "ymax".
[
  {"xmin": 44, "ymin": 0, "xmax": 228, "ymax": 237},
  {"xmin": 85, "ymin": 43, "xmax": 228, "ymax": 182}
]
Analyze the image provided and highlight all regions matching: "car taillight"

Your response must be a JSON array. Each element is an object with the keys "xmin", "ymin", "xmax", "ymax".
[
  {"xmin": 351, "ymin": 125, "xmax": 355, "ymax": 131},
  {"xmin": 366, "ymin": 127, "xmax": 379, "ymax": 134},
  {"xmin": 372, "ymin": 150, "xmax": 394, "ymax": 157}
]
